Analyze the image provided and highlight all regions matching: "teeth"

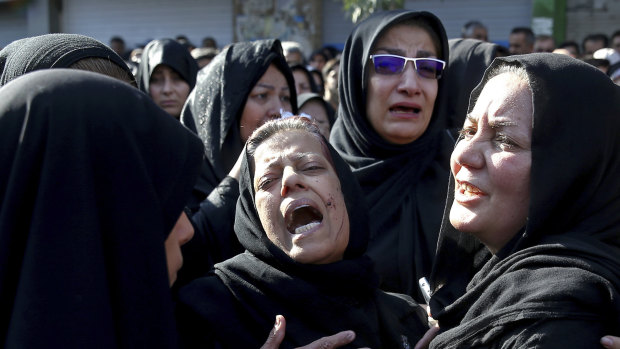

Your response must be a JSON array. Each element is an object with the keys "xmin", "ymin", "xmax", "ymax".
[
  {"xmin": 294, "ymin": 221, "xmax": 320, "ymax": 234},
  {"xmin": 460, "ymin": 183, "xmax": 481, "ymax": 195}
]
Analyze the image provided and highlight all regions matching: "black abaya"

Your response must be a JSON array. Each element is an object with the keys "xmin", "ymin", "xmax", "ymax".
[
  {"xmin": 0, "ymin": 69, "xmax": 203, "ymax": 348},
  {"xmin": 429, "ymin": 53, "xmax": 620, "ymax": 348},
  {"xmin": 329, "ymin": 10, "xmax": 453, "ymax": 300}
]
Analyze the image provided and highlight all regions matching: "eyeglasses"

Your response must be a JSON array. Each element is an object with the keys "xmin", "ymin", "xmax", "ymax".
[{"xmin": 369, "ymin": 54, "xmax": 446, "ymax": 79}]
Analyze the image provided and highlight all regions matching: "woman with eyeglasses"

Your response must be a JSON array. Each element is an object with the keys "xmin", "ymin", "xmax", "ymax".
[{"xmin": 330, "ymin": 10, "xmax": 452, "ymax": 303}]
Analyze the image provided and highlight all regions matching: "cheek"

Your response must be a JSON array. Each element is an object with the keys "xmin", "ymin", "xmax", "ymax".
[
  {"xmin": 490, "ymin": 154, "xmax": 531, "ymax": 197},
  {"xmin": 176, "ymin": 82, "xmax": 191, "ymax": 99},
  {"xmin": 240, "ymin": 102, "xmax": 262, "ymax": 129},
  {"xmin": 255, "ymin": 193, "xmax": 284, "ymax": 243}
]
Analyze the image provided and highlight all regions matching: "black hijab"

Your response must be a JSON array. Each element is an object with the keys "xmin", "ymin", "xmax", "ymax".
[
  {"xmin": 137, "ymin": 38, "xmax": 199, "ymax": 93},
  {"xmin": 290, "ymin": 63, "xmax": 320, "ymax": 93},
  {"xmin": 0, "ymin": 69, "xmax": 203, "ymax": 348},
  {"xmin": 430, "ymin": 54, "xmax": 620, "ymax": 347},
  {"xmin": 444, "ymin": 38, "xmax": 507, "ymax": 130},
  {"xmin": 329, "ymin": 10, "xmax": 452, "ymax": 300},
  {"xmin": 180, "ymin": 39, "xmax": 298, "ymax": 204},
  {"xmin": 178, "ymin": 127, "xmax": 428, "ymax": 348},
  {"xmin": 0, "ymin": 33, "xmax": 133, "ymax": 86}
]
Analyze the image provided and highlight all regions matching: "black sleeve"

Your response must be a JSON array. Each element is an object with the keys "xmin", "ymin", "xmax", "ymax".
[{"xmin": 175, "ymin": 176, "xmax": 243, "ymax": 288}]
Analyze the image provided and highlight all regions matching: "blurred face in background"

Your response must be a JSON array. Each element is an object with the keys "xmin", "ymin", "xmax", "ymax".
[
  {"xmin": 149, "ymin": 65, "xmax": 191, "ymax": 119},
  {"xmin": 240, "ymin": 64, "xmax": 292, "ymax": 142}
]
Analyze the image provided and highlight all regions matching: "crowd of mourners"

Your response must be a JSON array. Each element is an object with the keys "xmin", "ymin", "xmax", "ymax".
[{"xmin": 1, "ymin": 9, "xmax": 620, "ymax": 349}]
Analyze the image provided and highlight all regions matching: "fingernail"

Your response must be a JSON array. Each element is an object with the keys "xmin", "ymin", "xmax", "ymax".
[
  {"xmin": 275, "ymin": 316, "xmax": 282, "ymax": 330},
  {"xmin": 346, "ymin": 331, "xmax": 355, "ymax": 341},
  {"xmin": 601, "ymin": 336, "xmax": 613, "ymax": 347}
]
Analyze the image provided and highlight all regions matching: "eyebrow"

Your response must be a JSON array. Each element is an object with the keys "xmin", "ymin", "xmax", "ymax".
[
  {"xmin": 373, "ymin": 47, "xmax": 436, "ymax": 58},
  {"xmin": 465, "ymin": 114, "xmax": 517, "ymax": 128},
  {"xmin": 262, "ymin": 152, "xmax": 314, "ymax": 169}
]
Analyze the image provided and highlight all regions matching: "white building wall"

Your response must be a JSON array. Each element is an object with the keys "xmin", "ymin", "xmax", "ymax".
[{"xmin": 60, "ymin": 0, "xmax": 233, "ymax": 49}]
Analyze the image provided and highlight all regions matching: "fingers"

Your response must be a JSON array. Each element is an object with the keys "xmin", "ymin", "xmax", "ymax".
[
  {"xmin": 414, "ymin": 326, "xmax": 440, "ymax": 349},
  {"xmin": 601, "ymin": 336, "xmax": 620, "ymax": 349},
  {"xmin": 298, "ymin": 330, "xmax": 356, "ymax": 349},
  {"xmin": 260, "ymin": 315, "xmax": 286, "ymax": 349}
]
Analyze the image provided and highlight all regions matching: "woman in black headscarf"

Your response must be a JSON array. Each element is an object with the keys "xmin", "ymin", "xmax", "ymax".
[
  {"xmin": 0, "ymin": 69, "xmax": 203, "ymax": 347},
  {"xmin": 137, "ymin": 38, "xmax": 199, "ymax": 119},
  {"xmin": 0, "ymin": 33, "xmax": 135, "ymax": 86},
  {"xmin": 428, "ymin": 53, "xmax": 620, "ymax": 347},
  {"xmin": 177, "ymin": 117, "xmax": 429, "ymax": 348},
  {"xmin": 176, "ymin": 39, "xmax": 298, "ymax": 285},
  {"xmin": 297, "ymin": 92, "xmax": 336, "ymax": 139},
  {"xmin": 330, "ymin": 10, "xmax": 452, "ymax": 301}
]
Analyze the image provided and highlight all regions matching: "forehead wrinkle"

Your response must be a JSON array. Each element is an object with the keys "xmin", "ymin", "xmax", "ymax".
[{"xmin": 255, "ymin": 82, "xmax": 275, "ymax": 90}]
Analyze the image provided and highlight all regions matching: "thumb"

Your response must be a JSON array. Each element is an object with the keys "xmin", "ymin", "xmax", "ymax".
[{"xmin": 260, "ymin": 315, "xmax": 286, "ymax": 349}]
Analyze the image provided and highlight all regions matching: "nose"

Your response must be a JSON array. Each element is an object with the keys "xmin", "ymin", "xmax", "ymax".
[
  {"xmin": 177, "ymin": 212, "xmax": 194, "ymax": 246},
  {"xmin": 452, "ymin": 136, "xmax": 485, "ymax": 172},
  {"xmin": 280, "ymin": 166, "xmax": 307, "ymax": 197},
  {"xmin": 268, "ymin": 96, "xmax": 286, "ymax": 118},
  {"xmin": 397, "ymin": 61, "xmax": 422, "ymax": 95},
  {"xmin": 161, "ymin": 77, "xmax": 173, "ymax": 94}
]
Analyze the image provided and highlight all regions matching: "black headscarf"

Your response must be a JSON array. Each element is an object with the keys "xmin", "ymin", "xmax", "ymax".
[
  {"xmin": 329, "ymin": 10, "xmax": 452, "ymax": 300},
  {"xmin": 0, "ymin": 69, "xmax": 203, "ymax": 348},
  {"xmin": 290, "ymin": 63, "xmax": 320, "ymax": 93},
  {"xmin": 429, "ymin": 53, "xmax": 620, "ymax": 347},
  {"xmin": 444, "ymin": 38, "xmax": 507, "ymax": 130},
  {"xmin": 0, "ymin": 33, "xmax": 133, "ymax": 86},
  {"xmin": 177, "ymin": 127, "xmax": 428, "ymax": 348},
  {"xmin": 136, "ymin": 38, "xmax": 199, "ymax": 93},
  {"xmin": 181, "ymin": 39, "xmax": 298, "ymax": 204}
]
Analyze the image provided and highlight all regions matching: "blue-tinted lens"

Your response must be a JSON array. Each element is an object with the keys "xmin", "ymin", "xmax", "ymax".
[
  {"xmin": 372, "ymin": 55, "xmax": 405, "ymax": 74},
  {"xmin": 416, "ymin": 59, "xmax": 444, "ymax": 79}
]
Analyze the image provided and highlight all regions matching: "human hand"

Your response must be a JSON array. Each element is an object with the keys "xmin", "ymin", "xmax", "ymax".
[
  {"xmin": 414, "ymin": 325, "xmax": 440, "ymax": 349},
  {"xmin": 260, "ymin": 315, "xmax": 365, "ymax": 349},
  {"xmin": 601, "ymin": 335, "xmax": 620, "ymax": 348}
]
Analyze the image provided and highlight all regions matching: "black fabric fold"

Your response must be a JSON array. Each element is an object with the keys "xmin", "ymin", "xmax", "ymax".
[
  {"xmin": 329, "ymin": 10, "xmax": 453, "ymax": 300},
  {"xmin": 429, "ymin": 53, "xmax": 620, "ymax": 348},
  {"xmin": 0, "ymin": 69, "xmax": 204, "ymax": 348},
  {"xmin": 0, "ymin": 33, "xmax": 133, "ymax": 86}
]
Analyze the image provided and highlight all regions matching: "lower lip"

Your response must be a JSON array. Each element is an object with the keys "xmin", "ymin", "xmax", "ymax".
[
  {"xmin": 161, "ymin": 101, "xmax": 177, "ymax": 107},
  {"xmin": 389, "ymin": 109, "xmax": 421, "ymax": 119},
  {"xmin": 454, "ymin": 188, "xmax": 486, "ymax": 205},
  {"xmin": 291, "ymin": 221, "xmax": 322, "ymax": 242}
]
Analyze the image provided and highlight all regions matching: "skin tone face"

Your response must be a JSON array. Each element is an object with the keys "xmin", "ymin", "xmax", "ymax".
[
  {"xmin": 535, "ymin": 38, "xmax": 555, "ymax": 53},
  {"xmin": 584, "ymin": 39, "xmax": 606, "ymax": 55},
  {"xmin": 366, "ymin": 23, "xmax": 439, "ymax": 145},
  {"xmin": 509, "ymin": 33, "xmax": 534, "ymax": 55},
  {"xmin": 240, "ymin": 64, "xmax": 292, "ymax": 142},
  {"xmin": 293, "ymin": 70, "xmax": 312, "ymax": 95},
  {"xmin": 449, "ymin": 72, "xmax": 532, "ymax": 254},
  {"xmin": 467, "ymin": 27, "xmax": 488, "ymax": 42},
  {"xmin": 310, "ymin": 54, "xmax": 326, "ymax": 71},
  {"xmin": 164, "ymin": 211, "xmax": 195, "ymax": 286},
  {"xmin": 300, "ymin": 100, "xmax": 331, "ymax": 139},
  {"xmin": 149, "ymin": 65, "xmax": 191, "ymax": 119},
  {"xmin": 613, "ymin": 36, "xmax": 620, "ymax": 54},
  {"xmin": 253, "ymin": 131, "xmax": 349, "ymax": 264}
]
